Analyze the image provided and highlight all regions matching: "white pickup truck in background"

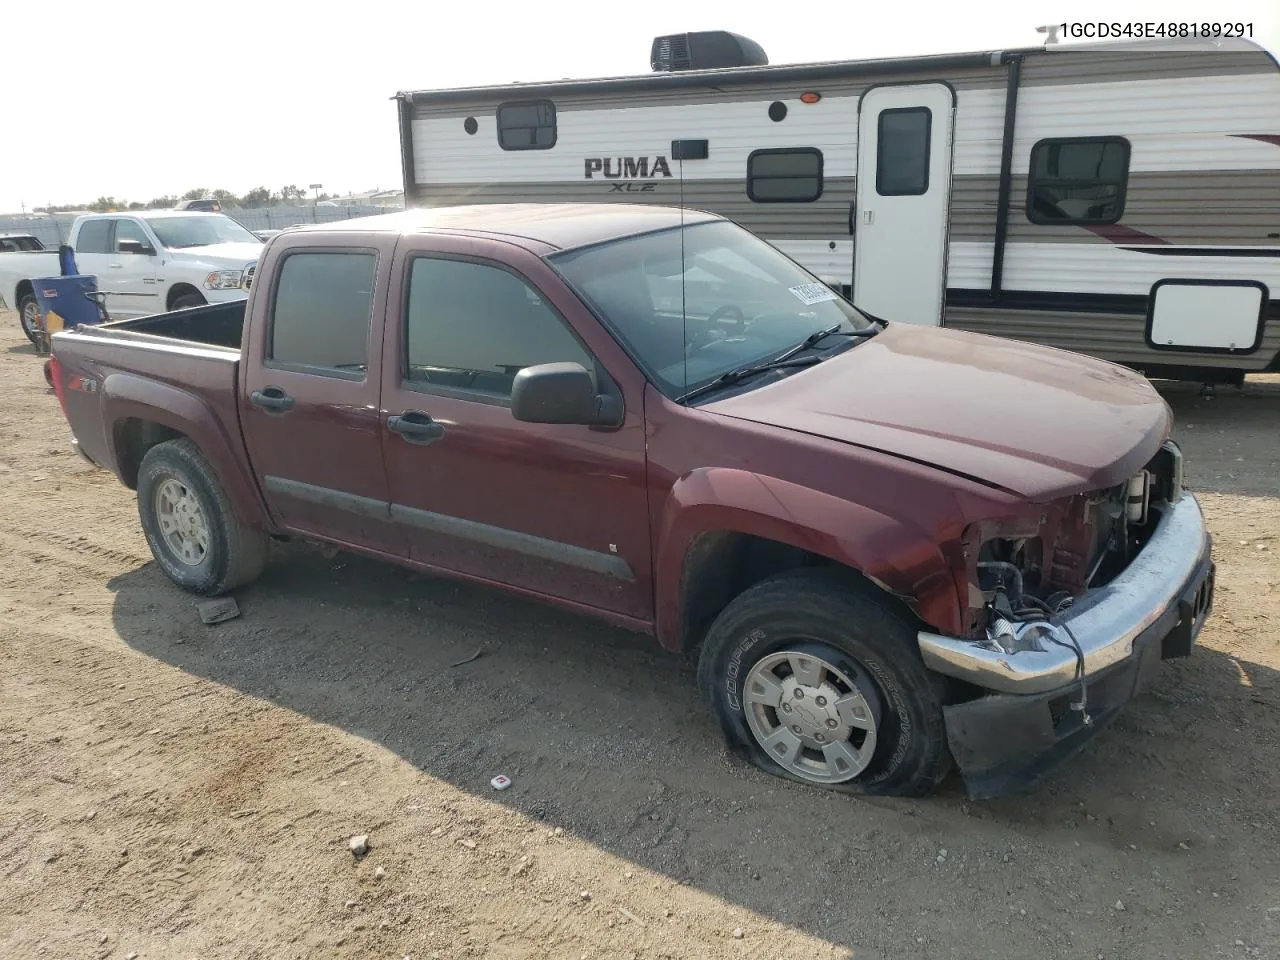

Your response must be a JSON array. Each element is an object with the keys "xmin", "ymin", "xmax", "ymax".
[{"xmin": 0, "ymin": 211, "xmax": 263, "ymax": 345}]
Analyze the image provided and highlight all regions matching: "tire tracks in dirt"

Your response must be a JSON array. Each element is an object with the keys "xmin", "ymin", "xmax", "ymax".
[{"xmin": 0, "ymin": 521, "xmax": 150, "ymax": 585}]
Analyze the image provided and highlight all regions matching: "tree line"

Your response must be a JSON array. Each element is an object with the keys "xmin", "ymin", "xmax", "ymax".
[{"xmin": 36, "ymin": 186, "xmax": 336, "ymax": 214}]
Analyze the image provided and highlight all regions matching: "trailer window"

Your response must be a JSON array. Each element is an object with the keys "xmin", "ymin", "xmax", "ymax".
[
  {"xmin": 1027, "ymin": 137, "xmax": 1130, "ymax": 225},
  {"xmin": 876, "ymin": 108, "xmax": 931, "ymax": 196},
  {"xmin": 497, "ymin": 100, "xmax": 557, "ymax": 151},
  {"xmin": 268, "ymin": 251, "xmax": 377, "ymax": 378},
  {"xmin": 404, "ymin": 256, "xmax": 593, "ymax": 400},
  {"xmin": 747, "ymin": 148, "xmax": 824, "ymax": 203}
]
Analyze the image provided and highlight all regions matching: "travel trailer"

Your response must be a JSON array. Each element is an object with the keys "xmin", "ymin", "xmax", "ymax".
[{"xmin": 395, "ymin": 31, "xmax": 1280, "ymax": 387}]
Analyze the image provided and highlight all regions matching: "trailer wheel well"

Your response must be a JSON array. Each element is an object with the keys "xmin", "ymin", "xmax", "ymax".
[
  {"xmin": 114, "ymin": 419, "xmax": 185, "ymax": 489},
  {"xmin": 166, "ymin": 283, "xmax": 203, "ymax": 310}
]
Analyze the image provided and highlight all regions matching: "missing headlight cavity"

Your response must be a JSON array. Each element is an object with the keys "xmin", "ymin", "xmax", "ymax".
[{"xmin": 967, "ymin": 443, "xmax": 1180, "ymax": 638}]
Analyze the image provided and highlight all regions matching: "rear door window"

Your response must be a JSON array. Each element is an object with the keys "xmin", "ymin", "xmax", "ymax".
[
  {"xmin": 75, "ymin": 220, "xmax": 112, "ymax": 254},
  {"xmin": 876, "ymin": 107, "xmax": 931, "ymax": 196},
  {"xmin": 268, "ymin": 251, "xmax": 378, "ymax": 378}
]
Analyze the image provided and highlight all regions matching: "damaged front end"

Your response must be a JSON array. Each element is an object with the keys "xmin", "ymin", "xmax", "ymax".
[
  {"xmin": 917, "ymin": 440, "xmax": 1214, "ymax": 798},
  {"xmin": 986, "ymin": 442, "xmax": 1181, "ymax": 640},
  {"xmin": 944, "ymin": 440, "xmax": 1190, "ymax": 674}
]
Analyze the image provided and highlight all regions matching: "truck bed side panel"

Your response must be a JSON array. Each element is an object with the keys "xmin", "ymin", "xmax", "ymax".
[
  {"xmin": 0, "ymin": 251, "xmax": 60, "ymax": 308},
  {"xmin": 51, "ymin": 328, "xmax": 271, "ymax": 530}
]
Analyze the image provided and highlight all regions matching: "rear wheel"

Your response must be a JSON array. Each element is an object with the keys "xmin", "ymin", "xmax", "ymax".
[
  {"xmin": 137, "ymin": 438, "xmax": 267, "ymax": 595},
  {"xmin": 697, "ymin": 569, "xmax": 952, "ymax": 796},
  {"xmin": 18, "ymin": 293, "xmax": 41, "ymax": 346}
]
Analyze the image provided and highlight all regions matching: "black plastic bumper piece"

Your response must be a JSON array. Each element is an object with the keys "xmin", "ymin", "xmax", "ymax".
[{"xmin": 944, "ymin": 541, "xmax": 1214, "ymax": 800}]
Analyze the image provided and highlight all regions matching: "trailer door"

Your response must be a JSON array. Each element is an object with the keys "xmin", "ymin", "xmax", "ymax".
[{"xmin": 853, "ymin": 83, "xmax": 955, "ymax": 325}]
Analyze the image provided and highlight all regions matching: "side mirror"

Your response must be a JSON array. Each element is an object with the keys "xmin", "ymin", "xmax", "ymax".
[
  {"xmin": 510, "ymin": 362, "xmax": 622, "ymax": 427},
  {"xmin": 118, "ymin": 239, "xmax": 155, "ymax": 256}
]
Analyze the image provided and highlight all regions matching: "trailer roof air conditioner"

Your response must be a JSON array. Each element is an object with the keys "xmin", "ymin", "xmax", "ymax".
[{"xmin": 650, "ymin": 31, "xmax": 769, "ymax": 72}]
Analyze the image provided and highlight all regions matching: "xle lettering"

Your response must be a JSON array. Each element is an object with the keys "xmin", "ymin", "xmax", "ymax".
[{"xmin": 610, "ymin": 183, "xmax": 657, "ymax": 192}]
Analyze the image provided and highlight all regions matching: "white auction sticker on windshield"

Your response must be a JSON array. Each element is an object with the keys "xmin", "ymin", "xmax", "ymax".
[{"xmin": 788, "ymin": 283, "xmax": 838, "ymax": 305}]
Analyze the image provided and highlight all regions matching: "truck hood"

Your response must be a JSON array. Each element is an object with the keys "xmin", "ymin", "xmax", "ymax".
[
  {"xmin": 705, "ymin": 324, "xmax": 1170, "ymax": 501},
  {"xmin": 165, "ymin": 242, "xmax": 262, "ymax": 266}
]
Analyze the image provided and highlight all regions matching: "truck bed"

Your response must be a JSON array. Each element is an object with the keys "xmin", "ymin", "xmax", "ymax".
[
  {"xmin": 0, "ymin": 250, "xmax": 59, "ymax": 309},
  {"xmin": 49, "ymin": 300, "xmax": 248, "ymax": 479},
  {"xmin": 104, "ymin": 300, "xmax": 246, "ymax": 350}
]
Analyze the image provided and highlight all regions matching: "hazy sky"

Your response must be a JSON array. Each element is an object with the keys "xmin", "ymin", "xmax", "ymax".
[{"xmin": 2, "ymin": 0, "xmax": 1276, "ymax": 213}]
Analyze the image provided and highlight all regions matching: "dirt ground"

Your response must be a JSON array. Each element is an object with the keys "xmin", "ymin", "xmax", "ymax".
[{"xmin": 1, "ymin": 309, "xmax": 1278, "ymax": 960}]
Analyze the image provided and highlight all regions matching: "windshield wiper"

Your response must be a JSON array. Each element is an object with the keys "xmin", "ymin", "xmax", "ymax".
[
  {"xmin": 676, "ymin": 356, "xmax": 824, "ymax": 404},
  {"xmin": 675, "ymin": 324, "xmax": 879, "ymax": 405},
  {"xmin": 772, "ymin": 323, "xmax": 879, "ymax": 365}
]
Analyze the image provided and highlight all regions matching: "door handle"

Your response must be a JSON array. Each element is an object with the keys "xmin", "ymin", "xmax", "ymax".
[
  {"xmin": 108, "ymin": 263, "xmax": 124, "ymax": 269},
  {"xmin": 250, "ymin": 387, "xmax": 295, "ymax": 414},
  {"xmin": 387, "ymin": 410, "xmax": 445, "ymax": 445}
]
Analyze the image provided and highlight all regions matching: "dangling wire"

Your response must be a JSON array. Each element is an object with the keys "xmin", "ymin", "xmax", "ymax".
[{"xmin": 1048, "ymin": 624, "xmax": 1091, "ymax": 726}]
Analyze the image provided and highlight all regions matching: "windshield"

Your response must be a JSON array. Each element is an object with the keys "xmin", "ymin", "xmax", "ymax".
[
  {"xmin": 148, "ymin": 216, "xmax": 262, "ymax": 249},
  {"xmin": 550, "ymin": 220, "xmax": 872, "ymax": 398}
]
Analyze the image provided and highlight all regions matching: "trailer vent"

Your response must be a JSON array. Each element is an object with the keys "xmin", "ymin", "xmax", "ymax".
[{"xmin": 650, "ymin": 31, "xmax": 769, "ymax": 72}]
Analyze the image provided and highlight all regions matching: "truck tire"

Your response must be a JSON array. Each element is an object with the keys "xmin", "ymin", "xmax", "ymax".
[
  {"xmin": 171, "ymin": 292, "xmax": 206, "ymax": 310},
  {"xmin": 136, "ymin": 438, "xmax": 267, "ymax": 596},
  {"xmin": 18, "ymin": 293, "xmax": 41, "ymax": 346},
  {"xmin": 696, "ymin": 569, "xmax": 952, "ymax": 797}
]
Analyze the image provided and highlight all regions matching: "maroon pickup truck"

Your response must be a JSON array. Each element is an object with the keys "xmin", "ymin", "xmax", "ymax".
[{"xmin": 48, "ymin": 203, "xmax": 1214, "ymax": 799}]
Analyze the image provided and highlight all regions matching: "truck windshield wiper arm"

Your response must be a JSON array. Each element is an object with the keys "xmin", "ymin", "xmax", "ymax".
[
  {"xmin": 772, "ymin": 323, "xmax": 879, "ymax": 365},
  {"xmin": 676, "ymin": 356, "xmax": 824, "ymax": 405},
  {"xmin": 676, "ymin": 324, "xmax": 879, "ymax": 405}
]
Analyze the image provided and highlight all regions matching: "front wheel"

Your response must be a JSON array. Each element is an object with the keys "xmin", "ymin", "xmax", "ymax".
[
  {"xmin": 137, "ymin": 438, "xmax": 267, "ymax": 595},
  {"xmin": 697, "ymin": 569, "xmax": 952, "ymax": 796},
  {"xmin": 171, "ymin": 292, "xmax": 206, "ymax": 311},
  {"xmin": 18, "ymin": 293, "xmax": 41, "ymax": 347}
]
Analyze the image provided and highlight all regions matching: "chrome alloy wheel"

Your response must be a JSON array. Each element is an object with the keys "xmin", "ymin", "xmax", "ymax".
[
  {"xmin": 21, "ymin": 299, "xmax": 41, "ymax": 340},
  {"xmin": 741, "ymin": 649, "xmax": 879, "ymax": 783},
  {"xmin": 154, "ymin": 478, "xmax": 210, "ymax": 566}
]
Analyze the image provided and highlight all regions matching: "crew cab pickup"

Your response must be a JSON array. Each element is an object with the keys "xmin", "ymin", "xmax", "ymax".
[
  {"xmin": 47, "ymin": 204, "xmax": 1215, "ymax": 799},
  {"xmin": 2, "ymin": 210, "xmax": 262, "ymax": 345}
]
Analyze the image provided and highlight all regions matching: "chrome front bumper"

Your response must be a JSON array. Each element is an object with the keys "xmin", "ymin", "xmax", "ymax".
[{"xmin": 918, "ymin": 494, "xmax": 1211, "ymax": 696}]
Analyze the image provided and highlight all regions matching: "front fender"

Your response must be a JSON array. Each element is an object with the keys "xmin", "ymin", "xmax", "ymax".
[
  {"xmin": 101, "ymin": 372, "xmax": 270, "ymax": 530},
  {"xmin": 653, "ymin": 467, "xmax": 962, "ymax": 650}
]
